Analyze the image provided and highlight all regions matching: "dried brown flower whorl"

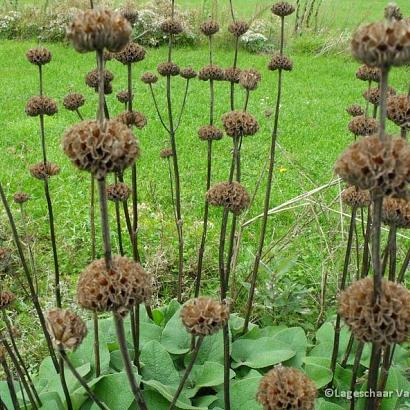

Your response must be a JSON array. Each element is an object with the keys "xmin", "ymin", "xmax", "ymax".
[
  {"xmin": 63, "ymin": 120, "xmax": 139, "ymax": 179},
  {"xmin": 200, "ymin": 20, "xmax": 220, "ymax": 36},
  {"xmin": 181, "ymin": 297, "xmax": 229, "ymax": 336},
  {"xmin": 222, "ymin": 111, "xmax": 259, "ymax": 137},
  {"xmin": 116, "ymin": 111, "xmax": 147, "ymax": 129},
  {"xmin": 224, "ymin": 67, "xmax": 242, "ymax": 83},
  {"xmin": 63, "ymin": 93, "xmax": 85, "ymax": 111},
  {"xmin": 355, "ymin": 65, "xmax": 381, "ymax": 82},
  {"xmin": 161, "ymin": 19, "xmax": 183, "ymax": 35},
  {"xmin": 387, "ymin": 94, "xmax": 410, "ymax": 129},
  {"xmin": 30, "ymin": 162, "xmax": 60, "ymax": 180},
  {"xmin": 346, "ymin": 104, "xmax": 365, "ymax": 117},
  {"xmin": 363, "ymin": 86, "xmax": 396, "ymax": 106},
  {"xmin": 348, "ymin": 115, "xmax": 379, "ymax": 136},
  {"xmin": 120, "ymin": 7, "xmax": 139, "ymax": 26},
  {"xmin": 271, "ymin": 2, "xmax": 296, "ymax": 17},
  {"xmin": 239, "ymin": 69, "xmax": 261, "ymax": 91},
  {"xmin": 198, "ymin": 65, "xmax": 225, "ymax": 81},
  {"xmin": 228, "ymin": 20, "xmax": 249, "ymax": 37},
  {"xmin": 115, "ymin": 42, "xmax": 146, "ymax": 64},
  {"xmin": 268, "ymin": 54, "xmax": 293, "ymax": 71},
  {"xmin": 77, "ymin": 256, "xmax": 152, "ymax": 316},
  {"xmin": 141, "ymin": 72, "xmax": 158, "ymax": 84},
  {"xmin": 85, "ymin": 69, "xmax": 114, "ymax": 90},
  {"xmin": 0, "ymin": 291, "xmax": 15, "ymax": 309},
  {"xmin": 339, "ymin": 277, "xmax": 410, "ymax": 346},
  {"xmin": 106, "ymin": 182, "xmax": 131, "ymax": 202},
  {"xmin": 180, "ymin": 67, "xmax": 197, "ymax": 80},
  {"xmin": 157, "ymin": 61, "xmax": 180, "ymax": 77},
  {"xmin": 13, "ymin": 192, "xmax": 30, "ymax": 204},
  {"xmin": 67, "ymin": 8, "xmax": 132, "ymax": 53},
  {"xmin": 25, "ymin": 96, "xmax": 58, "ymax": 117},
  {"xmin": 207, "ymin": 181, "xmax": 250, "ymax": 215},
  {"xmin": 334, "ymin": 135, "xmax": 410, "ymax": 197},
  {"xmin": 382, "ymin": 197, "xmax": 410, "ymax": 228},
  {"xmin": 257, "ymin": 366, "xmax": 317, "ymax": 410},
  {"xmin": 103, "ymin": 50, "xmax": 116, "ymax": 61},
  {"xmin": 341, "ymin": 186, "xmax": 371, "ymax": 208},
  {"xmin": 198, "ymin": 125, "xmax": 223, "ymax": 141},
  {"xmin": 26, "ymin": 47, "xmax": 52, "ymax": 66},
  {"xmin": 46, "ymin": 308, "xmax": 87, "ymax": 351},
  {"xmin": 351, "ymin": 20, "xmax": 410, "ymax": 67},
  {"xmin": 160, "ymin": 148, "xmax": 173, "ymax": 159},
  {"xmin": 384, "ymin": 4, "xmax": 403, "ymax": 21},
  {"xmin": 116, "ymin": 90, "xmax": 132, "ymax": 104}
]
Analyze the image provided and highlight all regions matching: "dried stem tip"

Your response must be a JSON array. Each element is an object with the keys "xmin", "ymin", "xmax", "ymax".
[
  {"xmin": 207, "ymin": 181, "xmax": 250, "ymax": 215},
  {"xmin": 26, "ymin": 47, "xmax": 52, "ymax": 66}
]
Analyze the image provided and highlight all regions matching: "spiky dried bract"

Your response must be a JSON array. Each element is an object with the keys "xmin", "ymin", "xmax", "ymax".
[
  {"xmin": 181, "ymin": 297, "xmax": 229, "ymax": 336},
  {"xmin": 228, "ymin": 20, "xmax": 249, "ymax": 37},
  {"xmin": 63, "ymin": 93, "xmax": 85, "ymax": 111},
  {"xmin": 85, "ymin": 69, "xmax": 114, "ymax": 90},
  {"xmin": 67, "ymin": 8, "xmax": 132, "ymax": 53},
  {"xmin": 363, "ymin": 86, "xmax": 396, "ymax": 105},
  {"xmin": 382, "ymin": 197, "xmax": 410, "ymax": 228},
  {"xmin": 116, "ymin": 111, "xmax": 147, "ymax": 129},
  {"xmin": 0, "ymin": 291, "xmax": 15, "ymax": 309},
  {"xmin": 63, "ymin": 120, "xmax": 139, "ymax": 179},
  {"xmin": 13, "ymin": 192, "xmax": 30, "ymax": 204},
  {"xmin": 106, "ymin": 182, "xmax": 131, "ymax": 202},
  {"xmin": 224, "ymin": 67, "xmax": 242, "ymax": 83},
  {"xmin": 222, "ymin": 111, "xmax": 259, "ymax": 137},
  {"xmin": 120, "ymin": 8, "xmax": 138, "ymax": 25},
  {"xmin": 271, "ymin": 2, "xmax": 296, "ymax": 17},
  {"xmin": 355, "ymin": 65, "xmax": 381, "ymax": 82},
  {"xmin": 207, "ymin": 181, "xmax": 250, "ymax": 215},
  {"xmin": 180, "ymin": 67, "xmax": 197, "ymax": 79},
  {"xmin": 257, "ymin": 366, "xmax": 317, "ymax": 410},
  {"xmin": 160, "ymin": 148, "xmax": 173, "ymax": 158},
  {"xmin": 115, "ymin": 42, "xmax": 146, "ymax": 64},
  {"xmin": 30, "ymin": 162, "xmax": 60, "ymax": 180},
  {"xmin": 334, "ymin": 135, "xmax": 410, "ymax": 197},
  {"xmin": 25, "ymin": 96, "xmax": 58, "ymax": 117},
  {"xmin": 157, "ymin": 61, "xmax": 180, "ymax": 76},
  {"xmin": 200, "ymin": 20, "xmax": 219, "ymax": 36},
  {"xmin": 341, "ymin": 186, "xmax": 371, "ymax": 208},
  {"xmin": 198, "ymin": 65, "xmax": 225, "ymax": 81},
  {"xmin": 198, "ymin": 125, "xmax": 223, "ymax": 141},
  {"xmin": 239, "ymin": 69, "xmax": 261, "ymax": 91},
  {"xmin": 77, "ymin": 256, "xmax": 152, "ymax": 316},
  {"xmin": 348, "ymin": 115, "xmax": 379, "ymax": 136},
  {"xmin": 385, "ymin": 4, "xmax": 403, "ymax": 21},
  {"xmin": 160, "ymin": 18, "xmax": 183, "ymax": 35},
  {"xmin": 46, "ymin": 308, "xmax": 87, "ymax": 351},
  {"xmin": 346, "ymin": 104, "xmax": 365, "ymax": 117},
  {"xmin": 26, "ymin": 47, "xmax": 52, "ymax": 66},
  {"xmin": 268, "ymin": 54, "xmax": 293, "ymax": 71},
  {"xmin": 387, "ymin": 95, "xmax": 410, "ymax": 129},
  {"xmin": 351, "ymin": 20, "xmax": 410, "ymax": 67},
  {"xmin": 116, "ymin": 90, "xmax": 132, "ymax": 104},
  {"xmin": 339, "ymin": 277, "xmax": 410, "ymax": 346},
  {"xmin": 141, "ymin": 72, "xmax": 158, "ymax": 84}
]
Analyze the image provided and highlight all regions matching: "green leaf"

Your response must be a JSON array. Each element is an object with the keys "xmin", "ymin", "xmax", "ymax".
[
  {"xmin": 186, "ymin": 331, "xmax": 225, "ymax": 366},
  {"xmin": 160, "ymin": 308, "xmax": 190, "ymax": 354},
  {"xmin": 272, "ymin": 327, "xmax": 307, "ymax": 368},
  {"xmin": 37, "ymin": 391, "xmax": 65, "ymax": 410},
  {"xmin": 316, "ymin": 398, "xmax": 345, "ymax": 409},
  {"xmin": 0, "ymin": 380, "xmax": 17, "ymax": 409},
  {"xmin": 229, "ymin": 314, "xmax": 257, "ymax": 336},
  {"xmin": 192, "ymin": 395, "xmax": 218, "ymax": 408},
  {"xmin": 303, "ymin": 356, "xmax": 333, "ymax": 389},
  {"xmin": 239, "ymin": 325, "xmax": 286, "ymax": 341}
]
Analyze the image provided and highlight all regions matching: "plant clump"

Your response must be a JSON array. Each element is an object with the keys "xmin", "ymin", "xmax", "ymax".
[
  {"xmin": 25, "ymin": 96, "xmax": 58, "ymax": 117},
  {"xmin": 207, "ymin": 181, "xmax": 250, "ymax": 215}
]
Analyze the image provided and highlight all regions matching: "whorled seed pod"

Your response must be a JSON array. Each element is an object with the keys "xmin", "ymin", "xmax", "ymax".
[
  {"xmin": 384, "ymin": 3, "xmax": 403, "ymax": 21},
  {"xmin": 160, "ymin": 18, "xmax": 183, "ymax": 35},
  {"xmin": 351, "ymin": 20, "xmax": 410, "ymax": 67},
  {"xmin": 0, "ymin": 291, "xmax": 16, "ymax": 309},
  {"xmin": 339, "ymin": 277, "xmax": 410, "ymax": 346},
  {"xmin": 341, "ymin": 186, "xmax": 371, "ymax": 208},
  {"xmin": 228, "ymin": 20, "xmax": 249, "ymax": 37},
  {"xmin": 25, "ymin": 96, "xmax": 58, "ymax": 117},
  {"xmin": 222, "ymin": 111, "xmax": 259, "ymax": 137},
  {"xmin": 334, "ymin": 135, "xmax": 410, "ymax": 198},
  {"xmin": 224, "ymin": 67, "xmax": 242, "ymax": 83},
  {"xmin": 180, "ymin": 67, "xmax": 197, "ymax": 80},
  {"xmin": 63, "ymin": 120, "xmax": 139, "ymax": 179},
  {"xmin": 116, "ymin": 111, "xmax": 147, "ymax": 129},
  {"xmin": 85, "ymin": 69, "xmax": 114, "ymax": 89},
  {"xmin": 198, "ymin": 64, "xmax": 225, "ymax": 81},
  {"xmin": 46, "ymin": 308, "xmax": 87, "ymax": 351},
  {"xmin": 207, "ymin": 181, "xmax": 250, "ymax": 215},
  {"xmin": 106, "ymin": 182, "xmax": 131, "ymax": 202},
  {"xmin": 160, "ymin": 148, "xmax": 173, "ymax": 159},
  {"xmin": 346, "ymin": 104, "xmax": 364, "ymax": 117},
  {"xmin": 348, "ymin": 115, "xmax": 379, "ymax": 136},
  {"xmin": 30, "ymin": 162, "xmax": 60, "ymax": 180},
  {"xmin": 157, "ymin": 61, "xmax": 180, "ymax": 77},
  {"xmin": 268, "ymin": 54, "xmax": 293, "ymax": 71},
  {"xmin": 116, "ymin": 90, "xmax": 133, "ymax": 104},
  {"xmin": 355, "ymin": 64, "xmax": 381, "ymax": 82},
  {"xmin": 63, "ymin": 93, "xmax": 85, "ymax": 111},
  {"xmin": 257, "ymin": 366, "xmax": 317, "ymax": 410},
  {"xmin": 115, "ymin": 42, "xmax": 146, "ymax": 64},
  {"xmin": 363, "ymin": 86, "xmax": 396, "ymax": 106},
  {"xmin": 239, "ymin": 68, "xmax": 261, "ymax": 91},
  {"xmin": 200, "ymin": 20, "xmax": 219, "ymax": 36},
  {"xmin": 141, "ymin": 72, "xmax": 158, "ymax": 84},
  {"xmin": 180, "ymin": 297, "xmax": 229, "ymax": 336},
  {"xmin": 77, "ymin": 256, "xmax": 152, "ymax": 316},
  {"xmin": 13, "ymin": 192, "xmax": 30, "ymax": 204},
  {"xmin": 271, "ymin": 2, "xmax": 296, "ymax": 17},
  {"xmin": 120, "ymin": 7, "xmax": 139, "ymax": 26},
  {"xmin": 26, "ymin": 47, "xmax": 52, "ymax": 66},
  {"xmin": 382, "ymin": 197, "xmax": 410, "ymax": 228},
  {"xmin": 387, "ymin": 94, "xmax": 410, "ymax": 129},
  {"xmin": 198, "ymin": 125, "xmax": 223, "ymax": 141},
  {"xmin": 67, "ymin": 8, "xmax": 132, "ymax": 53}
]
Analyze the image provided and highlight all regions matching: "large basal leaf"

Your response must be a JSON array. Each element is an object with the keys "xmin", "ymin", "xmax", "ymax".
[
  {"xmin": 303, "ymin": 356, "xmax": 333, "ymax": 389},
  {"xmin": 160, "ymin": 307, "xmax": 191, "ymax": 354},
  {"xmin": 153, "ymin": 299, "xmax": 181, "ymax": 327},
  {"xmin": 124, "ymin": 320, "xmax": 163, "ymax": 348},
  {"xmin": 0, "ymin": 380, "xmax": 17, "ymax": 409},
  {"xmin": 185, "ymin": 331, "xmax": 225, "ymax": 367},
  {"xmin": 37, "ymin": 391, "xmax": 65, "ymax": 410},
  {"xmin": 239, "ymin": 325, "xmax": 287, "ymax": 341},
  {"xmin": 192, "ymin": 395, "xmax": 218, "ymax": 408},
  {"xmin": 229, "ymin": 314, "xmax": 257, "ymax": 335},
  {"xmin": 316, "ymin": 398, "xmax": 345, "ymax": 409},
  {"xmin": 271, "ymin": 327, "xmax": 307, "ymax": 368}
]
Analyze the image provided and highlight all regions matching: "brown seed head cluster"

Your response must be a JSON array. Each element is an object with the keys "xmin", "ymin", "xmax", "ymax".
[
  {"xmin": 239, "ymin": 69, "xmax": 261, "ymax": 91},
  {"xmin": 348, "ymin": 115, "xmax": 379, "ymax": 136},
  {"xmin": 200, "ymin": 20, "xmax": 220, "ymax": 36},
  {"xmin": 104, "ymin": 50, "xmax": 116, "ymax": 61},
  {"xmin": 346, "ymin": 104, "xmax": 365, "ymax": 117},
  {"xmin": 13, "ymin": 192, "xmax": 30, "ymax": 204},
  {"xmin": 106, "ymin": 182, "xmax": 131, "ymax": 202},
  {"xmin": 335, "ymin": 135, "xmax": 410, "ymax": 197},
  {"xmin": 141, "ymin": 72, "xmax": 158, "ymax": 84},
  {"xmin": 224, "ymin": 67, "xmax": 242, "ymax": 83},
  {"xmin": 384, "ymin": 4, "xmax": 403, "ymax": 21},
  {"xmin": 341, "ymin": 186, "xmax": 371, "ymax": 208},
  {"xmin": 157, "ymin": 61, "xmax": 180, "ymax": 77},
  {"xmin": 257, "ymin": 366, "xmax": 317, "ymax": 410},
  {"xmin": 387, "ymin": 94, "xmax": 410, "ymax": 129},
  {"xmin": 160, "ymin": 148, "xmax": 173, "ymax": 159},
  {"xmin": 271, "ymin": 2, "xmax": 296, "ymax": 17},
  {"xmin": 228, "ymin": 20, "xmax": 249, "ymax": 37},
  {"xmin": 0, "ymin": 291, "xmax": 16, "ymax": 309},
  {"xmin": 63, "ymin": 120, "xmax": 139, "ymax": 179},
  {"xmin": 115, "ymin": 42, "xmax": 146, "ymax": 64},
  {"xmin": 180, "ymin": 67, "xmax": 197, "ymax": 80},
  {"xmin": 355, "ymin": 64, "xmax": 381, "ymax": 82},
  {"xmin": 268, "ymin": 54, "xmax": 293, "ymax": 71},
  {"xmin": 30, "ymin": 162, "xmax": 60, "ymax": 180},
  {"xmin": 25, "ymin": 96, "xmax": 58, "ymax": 117},
  {"xmin": 26, "ymin": 47, "xmax": 52, "ymax": 66},
  {"xmin": 363, "ymin": 86, "xmax": 396, "ymax": 106},
  {"xmin": 198, "ymin": 65, "xmax": 225, "ymax": 81},
  {"xmin": 222, "ymin": 111, "xmax": 259, "ymax": 137},
  {"xmin": 339, "ymin": 277, "xmax": 410, "ymax": 346},
  {"xmin": 63, "ymin": 93, "xmax": 85, "ymax": 111},
  {"xmin": 180, "ymin": 297, "xmax": 229, "ymax": 336},
  {"xmin": 116, "ymin": 111, "xmax": 147, "ymax": 129},
  {"xmin": 382, "ymin": 197, "xmax": 410, "ymax": 228},
  {"xmin": 67, "ymin": 8, "xmax": 132, "ymax": 53},
  {"xmin": 198, "ymin": 125, "xmax": 223, "ymax": 141},
  {"xmin": 46, "ymin": 308, "xmax": 87, "ymax": 351},
  {"xmin": 77, "ymin": 256, "xmax": 152, "ymax": 316},
  {"xmin": 207, "ymin": 181, "xmax": 250, "ymax": 215},
  {"xmin": 116, "ymin": 90, "xmax": 132, "ymax": 104},
  {"xmin": 120, "ymin": 7, "xmax": 139, "ymax": 26},
  {"xmin": 85, "ymin": 69, "xmax": 114, "ymax": 93},
  {"xmin": 160, "ymin": 18, "xmax": 183, "ymax": 35}
]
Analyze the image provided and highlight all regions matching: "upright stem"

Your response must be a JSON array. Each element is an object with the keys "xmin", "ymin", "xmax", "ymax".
[
  {"xmin": 1, "ymin": 356, "xmax": 20, "ymax": 410},
  {"xmin": 350, "ymin": 342, "xmax": 365, "ymax": 410},
  {"xmin": 93, "ymin": 312, "xmax": 100, "ymax": 377},
  {"xmin": 97, "ymin": 179, "xmax": 112, "ymax": 269},
  {"xmin": 222, "ymin": 323, "xmax": 230, "ymax": 410},
  {"xmin": 58, "ymin": 357, "xmax": 73, "ymax": 410}
]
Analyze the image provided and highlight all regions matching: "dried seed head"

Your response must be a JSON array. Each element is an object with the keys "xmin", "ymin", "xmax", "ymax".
[
  {"xmin": 268, "ymin": 54, "xmax": 293, "ymax": 71},
  {"xmin": 160, "ymin": 148, "xmax": 173, "ymax": 159},
  {"xmin": 348, "ymin": 115, "xmax": 379, "ymax": 136},
  {"xmin": 120, "ymin": 7, "xmax": 139, "ymax": 25},
  {"xmin": 77, "ymin": 256, "xmax": 152, "ymax": 316},
  {"xmin": 271, "ymin": 2, "xmax": 296, "ymax": 17},
  {"xmin": 198, "ymin": 125, "xmax": 223, "ymax": 141},
  {"xmin": 180, "ymin": 67, "xmax": 197, "ymax": 79},
  {"xmin": 181, "ymin": 297, "xmax": 229, "ymax": 336},
  {"xmin": 116, "ymin": 111, "xmax": 147, "ymax": 129},
  {"xmin": 141, "ymin": 72, "xmax": 158, "ymax": 84},
  {"xmin": 382, "ymin": 197, "xmax": 410, "ymax": 228},
  {"xmin": 103, "ymin": 50, "xmax": 116, "ymax": 61},
  {"xmin": 63, "ymin": 120, "xmax": 139, "ymax": 179},
  {"xmin": 25, "ymin": 96, "xmax": 58, "ymax": 117},
  {"xmin": 0, "ymin": 291, "xmax": 15, "ymax": 309},
  {"xmin": 222, "ymin": 111, "xmax": 259, "ymax": 137},
  {"xmin": 85, "ymin": 68, "xmax": 114, "ymax": 90},
  {"xmin": 200, "ymin": 20, "xmax": 220, "ymax": 36},
  {"xmin": 355, "ymin": 65, "xmax": 381, "ymax": 82},
  {"xmin": 198, "ymin": 64, "xmax": 225, "ymax": 81},
  {"xmin": 363, "ymin": 86, "xmax": 396, "ymax": 106},
  {"xmin": 351, "ymin": 20, "xmax": 410, "ymax": 67},
  {"xmin": 13, "ymin": 192, "xmax": 30, "ymax": 204},
  {"xmin": 346, "ymin": 104, "xmax": 365, "ymax": 117},
  {"xmin": 157, "ymin": 61, "xmax": 180, "ymax": 77},
  {"xmin": 115, "ymin": 42, "xmax": 146, "ymax": 64},
  {"xmin": 224, "ymin": 67, "xmax": 242, "ymax": 83},
  {"xmin": 106, "ymin": 182, "xmax": 131, "ymax": 202},
  {"xmin": 387, "ymin": 94, "xmax": 410, "ymax": 129},
  {"xmin": 207, "ymin": 181, "xmax": 250, "ymax": 215},
  {"xmin": 257, "ymin": 366, "xmax": 317, "ymax": 410},
  {"xmin": 161, "ymin": 18, "xmax": 183, "ymax": 35},
  {"xmin": 334, "ymin": 135, "xmax": 410, "ymax": 197},
  {"xmin": 26, "ymin": 47, "xmax": 52, "ymax": 66},
  {"xmin": 341, "ymin": 186, "xmax": 371, "ymax": 208},
  {"xmin": 384, "ymin": 3, "xmax": 403, "ymax": 21},
  {"xmin": 67, "ymin": 8, "xmax": 132, "ymax": 53},
  {"xmin": 30, "ymin": 162, "xmax": 60, "ymax": 180},
  {"xmin": 46, "ymin": 308, "xmax": 87, "ymax": 351},
  {"xmin": 116, "ymin": 90, "xmax": 132, "ymax": 104},
  {"xmin": 339, "ymin": 277, "xmax": 410, "ymax": 346},
  {"xmin": 63, "ymin": 93, "xmax": 85, "ymax": 111},
  {"xmin": 239, "ymin": 68, "xmax": 261, "ymax": 91},
  {"xmin": 228, "ymin": 20, "xmax": 250, "ymax": 37}
]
